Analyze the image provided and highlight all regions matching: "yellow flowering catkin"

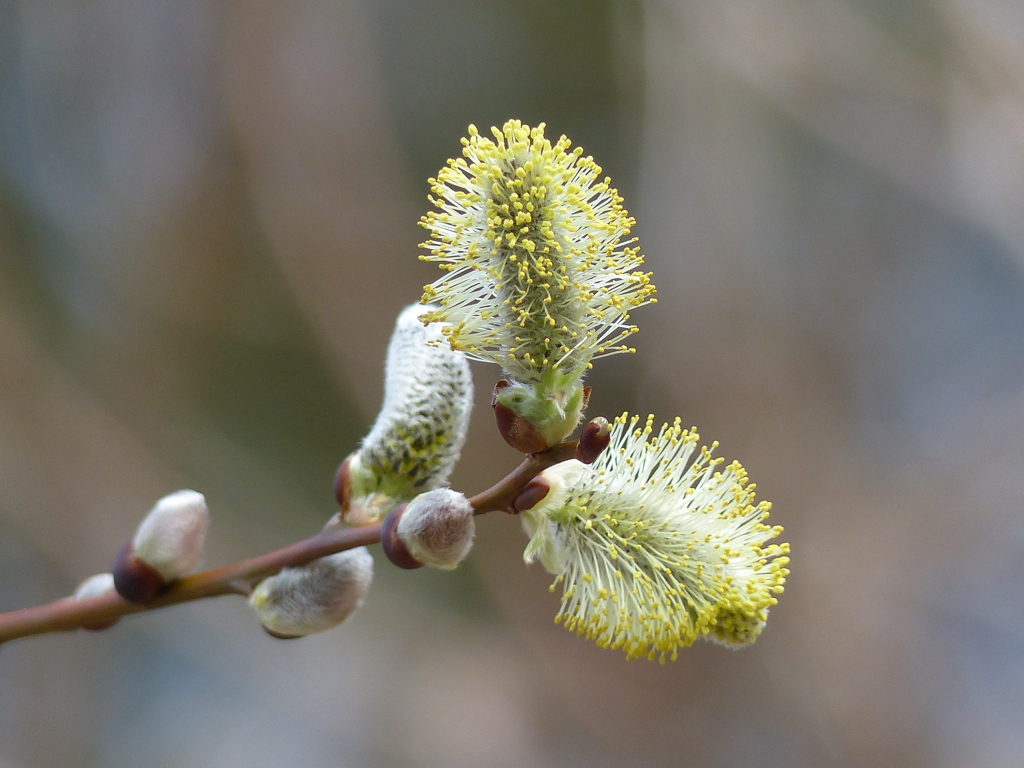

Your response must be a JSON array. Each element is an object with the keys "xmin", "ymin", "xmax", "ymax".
[
  {"xmin": 521, "ymin": 414, "xmax": 790, "ymax": 662},
  {"xmin": 420, "ymin": 120, "xmax": 655, "ymax": 384}
]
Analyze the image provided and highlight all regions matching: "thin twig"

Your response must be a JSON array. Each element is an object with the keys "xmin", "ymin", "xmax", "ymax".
[
  {"xmin": 0, "ymin": 523, "xmax": 382, "ymax": 646},
  {"xmin": 0, "ymin": 439, "xmax": 580, "ymax": 646},
  {"xmin": 468, "ymin": 441, "xmax": 578, "ymax": 514}
]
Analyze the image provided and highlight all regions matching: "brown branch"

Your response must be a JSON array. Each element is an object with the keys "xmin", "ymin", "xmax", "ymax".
[
  {"xmin": 0, "ymin": 439, "xmax": 582, "ymax": 647},
  {"xmin": 0, "ymin": 523, "xmax": 382, "ymax": 646},
  {"xmin": 468, "ymin": 440, "xmax": 578, "ymax": 514}
]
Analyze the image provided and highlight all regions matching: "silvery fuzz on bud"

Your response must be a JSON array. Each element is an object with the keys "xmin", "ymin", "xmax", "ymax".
[
  {"xmin": 342, "ymin": 304, "xmax": 473, "ymax": 526},
  {"xmin": 249, "ymin": 547, "xmax": 373, "ymax": 638},
  {"xmin": 73, "ymin": 572, "xmax": 116, "ymax": 600},
  {"xmin": 113, "ymin": 490, "xmax": 209, "ymax": 603},
  {"xmin": 386, "ymin": 489, "xmax": 475, "ymax": 570}
]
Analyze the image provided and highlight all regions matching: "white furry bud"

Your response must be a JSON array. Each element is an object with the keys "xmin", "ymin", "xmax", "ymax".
[
  {"xmin": 396, "ymin": 489, "xmax": 475, "ymax": 569},
  {"xmin": 132, "ymin": 490, "xmax": 210, "ymax": 580},
  {"xmin": 72, "ymin": 571, "xmax": 121, "ymax": 630},
  {"xmin": 249, "ymin": 547, "xmax": 373, "ymax": 637},
  {"xmin": 345, "ymin": 304, "xmax": 473, "ymax": 523},
  {"xmin": 73, "ymin": 572, "xmax": 116, "ymax": 600}
]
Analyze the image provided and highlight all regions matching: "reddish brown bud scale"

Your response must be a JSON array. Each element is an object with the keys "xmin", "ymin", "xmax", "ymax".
[
  {"xmin": 513, "ymin": 477, "xmax": 552, "ymax": 513},
  {"xmin": 112, "ymin": 542, "xmax": 166, "ymax": 604},
  {"xmin": 334, "ymin": 454, "xmax": 353, "ymax": 511},
  {"xmin": 576, "ymin": 417, "xmax": 612, "ymax": 464},
  {"xmin": 492, "ymin": 381, "xmax": 547, "ymax": 453},
  {"xmin": 380, "ymin": 505, "xmax": 424, "ymax": 570}
]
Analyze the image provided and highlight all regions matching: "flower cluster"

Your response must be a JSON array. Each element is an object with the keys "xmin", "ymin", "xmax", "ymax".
[
  {"xmin": 113, "ymin": 490, "xmax": 210, "ymax": 604},
  {"xmin": 520, "ymin": 414, "xmax": 789, "ymax": 662},
  {"xmin": 0, "ymin": 120, "xmax": 790, "ymax": 663},
  {"xmin": 419, "ymin": 120, "xmax": 655, "ymax": 445}
]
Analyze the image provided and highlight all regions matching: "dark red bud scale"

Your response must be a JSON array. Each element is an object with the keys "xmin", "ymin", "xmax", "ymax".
[
  {"xmin": 112, "ymin": 542, "xmax": 166, "ymax": 604},
  {"xmin": 492, "ymin": 380, "xmax": 547, "ymax": 453},
  {"xmin": 513, "ymin": 476, "xmax": 551, "ymax": 513},
  {"xmin": 380, "ymin": 504, "xmax": 424, "ymax": 570},
  {"xmin": 576, "ymin": 417, "xmax": 612, "ymax": 464},
  {"xmin": 334, "ymin": 454, "xmax": 353, "ymax": 511}
]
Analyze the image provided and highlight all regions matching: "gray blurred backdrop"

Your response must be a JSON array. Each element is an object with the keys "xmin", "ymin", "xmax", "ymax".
[{"xmin": 2, "ymin": 1, "xmax": 1024, "ymax": 766}]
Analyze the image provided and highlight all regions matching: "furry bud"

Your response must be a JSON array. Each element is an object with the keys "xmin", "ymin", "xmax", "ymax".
[
  {"xmin": 73, "ymin": 572, "xmax": 116, "ymax": 600},
  {"xmin": 249, "ymin": 547, "xmax": 374, "ymax": 638},
  {"xmin": 113, "ymin": 490, "xmax": 209, "ymax": 603},
  {"xmin": 131, "ymin": 490, "xmax": 209, "ymax": 579},
  {"xmin": 72, "ymin": 572, "xmax": 119, "ymax": 630},
  {"xmin": 343, "ymin": 304, "xmax": 473, "ymax": 524},
  {"xmin": 395, "ymin": 488, "xmax": 475, "ymax": 569}
]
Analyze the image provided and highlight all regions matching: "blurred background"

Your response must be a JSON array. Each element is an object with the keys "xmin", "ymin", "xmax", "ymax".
[{"xmin": 1, "ymin": 0, "xmax": 1023, "ymax": 765}]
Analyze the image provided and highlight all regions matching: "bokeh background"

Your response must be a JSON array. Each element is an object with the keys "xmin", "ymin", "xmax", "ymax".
[{"xmin": 2, "ymin": 1, "xmax": 1023, "ymax": 765}]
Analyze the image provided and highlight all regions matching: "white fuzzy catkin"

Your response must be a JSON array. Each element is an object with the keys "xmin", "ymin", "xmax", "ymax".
[
  {"xmin": 357, "ymin": 304, "xmax": 473, "ymax": 497},
  {"xmin": 249, "ymin": 547, "xmax": 374, "ymax": 637},
  {"xmin": 132, "ymin": 490, "xmax": 209, "ymax": 580},
  {"xmin": 397, "ymin": 488, "xmax": 475, "ymax": 569}
]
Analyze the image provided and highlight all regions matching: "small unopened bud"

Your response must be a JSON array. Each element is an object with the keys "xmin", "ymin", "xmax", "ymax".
[
  {"xmin": 113, "ymin": 490, "xmax": 209, "ymax": 603},
  {"xmin": 384, "ymin": 489, "xmax": 475, "ymax": 570},
  {"xmin": 492, "ymin": 381, "xmax": 547, "ymax": 453},
  {"xmin": 513, "ymin": 476, "xmax": 551, "ymax": 513},
  {"xmin": 72, "ymin": 572, "xmax": 119, "ymax": 631},
  {"xmin": 249, "ymin": 547, "xmax": 374, "ymax": 638},
  {"xmin": 576, "ymin": 416, "xmax": 611, "ymax": 464},
  {"xmin": 73, "ymin": 572, "xmax": 116, "ymax": 600},
  {"xmin": 492, "ymin": 377, "xmax": 590, "ymax": 449},
  {"xmin": 132, "ymin": 490, "xmax": 210, "ymax": 578}
]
